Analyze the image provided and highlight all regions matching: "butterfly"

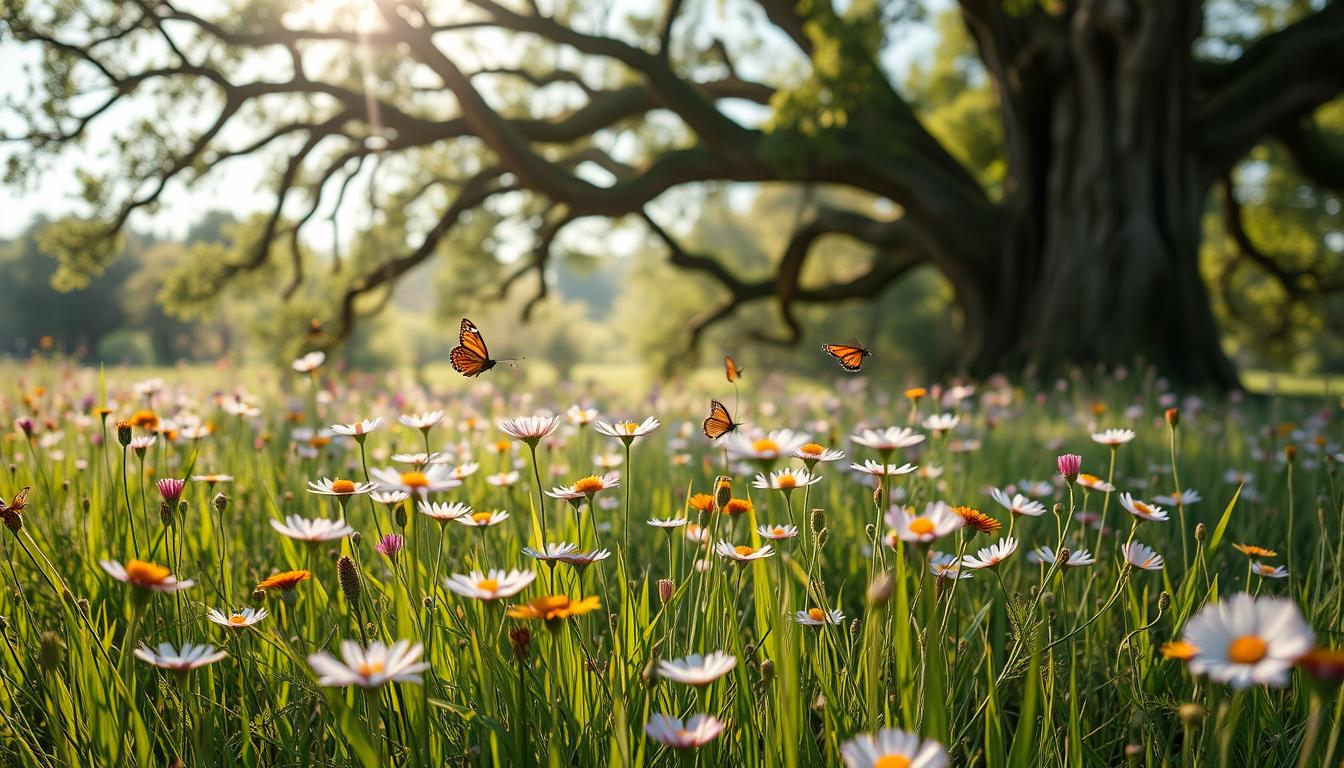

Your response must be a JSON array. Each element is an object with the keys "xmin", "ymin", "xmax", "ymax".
[
  {"xmin": 702, "ymin": 399, "xmax": 740, "ymax": 440},
  {"xmin": 821, "ymin": 343, "xmax": 871, "ymax": 373},
  {"xmin": 450, "ymin": 318, "xmax": 499, "ymax": 377},
  {"xmin": 724, "ymin": 355, "xmax": 744, "ymax": 383}
]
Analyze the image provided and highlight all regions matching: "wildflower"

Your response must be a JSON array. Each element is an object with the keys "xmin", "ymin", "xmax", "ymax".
[
  {"xmin": 368, "ymin": 465, "xmax": 461, "ymax": 496},
  {"xmin": 255, "ymin": 569, "xmax": 312, "ymax": 592},
  {"xmin": 644, "ymin": 713, "xmax": 725, "ymax": 749},
  {"xmin": 1091, "ymin": 428, "xmax": 1136, "ymax": 446},
  {"xmin": 1121, "ymin": 542, "xmax": 1164, "ymax": 571},
  {"xmin": 953, "ymin": 506, "xmax": 1000, "ymax": 535},
  {"xmin": 0, "ymin": 487, "xmax": 30, "ymax": 532},
  {"xmin": 720, "ymin": 498, "xmax": 754, "ymax": 516},
  {"xmin": 1070, "ymin": 474, "xmax": 1112, "ymax": 494},
  {"xmin": 398, "ymin": 411, "xmax": 443, "ymax": 431},
  {"xmin": 370, "ymin": 490, "xmax": 410, "ymax": 506},
  {"xmin": 206, "ymin": 607, "xmax": 269, "ymax": 629},
  {"xmin": 308, "ymin": 640, "xmax": 429, "ymax": 688},
  {"xmin": 1154, "ymin": 489, "xmax": 1202, "ymax": 507},
  {"xmin": 523, "ymin": 542, "xmax": 580, "ymax": 564},
  {"xmin": 565, "ymin": 405, "xmax": 599, "ymax": 426},
  {"xmin": 649, "ymin": 517, "xmax": 689, "ymax": 529},
  {"xmin": 192, "ymin": 473, "xmax": 234, "ymax": 485},
  {"xmin": 338, "ymin": 556, "xmax": 361, "ymax": 604},
  {"xmin": 905, "ymin": 387, "xmax": 927, "ymax": 401},
  {"xmin": 1233, "ymin": 544, "xmax": 1278, "ymax": 559},
  {"xmin": 1119, "ymin": 493, "xmax": 1169, "ymax": 523},
  {"xmin": 960, "ymin": 537, "xmax": 1018, "ymax": 569},
  {"xmin": 498, "ymin": 414, "xmax": 562, "ymax": 446},
  {"xmin": 305, "ymin": 478, "xmax": 373, "ymax": 499},
  {"xmin": 1160, "ymin": 641, "xmax": 1200, "ymax": 660},
  {"xmin": 728, "ymin": 430, "xmax": 814, "ymax": 465},
  {"xmin": 840, "ymin": 728, "xmax": 948, "ymax": 768},
  {"xmin": 292, "ymin": 351, "xmax": 325, "ymax": 373},
  {"xmin": 1181, "ymin": 593, "xmax": 1314, "ymax": 688},
  {"xmin": 447, "ymin": 462, "xmax": 480, "ymax": 480},
  {"xmin": 1252, "ymin": 563, "xmax": 1289, "ymax": 579},
  {"xmin": 990, "ymin": 488, "xmax": 1047, "ymax": 517},
  {"xmin": 454, "ymin": 509, "xmax": 510, "ymax": 528},
  {"xmin": 684, "ymin": 524, "xmax": 709, "ymax": 543},
  {"xmin": 714, "ymin": 540, "xmax": 774, "ymax": 562},
  {"xmin": 547, "ymin": 471, "xmax": 621, "ymax": 501},
  {"xmin": 156, "ymin": 477, "xmax": 185, "ymax": 505},
  {"xmin": 486, "ymin": 471, "xmax": 520, "ymax": 487},
  {"xmin": 1057, "ymin": 454, "xmax": 1082, "ymax": 483},
  {"xmin": 794, "ymin": 442, "xmax": 846, "ymax": 465},
  {"xmin": 757, "ymin": 524, "xmax": 799, "ymax": 540},
  {"xmin": 1297, "ymin": 648, "xmax": 1344, "ymax": 684},
  {"xmin": 135, "ymin": 643, "xmax": 226, "ymax": 672},
  {"xmin": 793, "ymin": 607, "xmax": 845, "ymax": 626},
  {"xmin": 420, "ymin": 501, "xmax": 471, "ymax": 523},
  {"xmin": 1224, "ymin": 470, "xmax": 1254, "ymax": 485},
  {"xmin": 657, "ymin": 651, "xmax": 737, "ymax": 685},
  {"xmin": 851, "ymin": 427, "xmax": 925, "ymax": 451},
  {"xmin": 129, "ymin": 410, "xmax": 159, "ymax": 430},
  {"xmin": 331, "ymin": 418, "xmax": 384, "ymax": 439},
  {"xmin": 507, "ymin": 594, "xmax": 602, "ymax": 625},
  {"xmin": 593, "ymin": 417, "xmax": 660, "ymax": 444},
  {"xmin": 270, "ymin": 515, "xmax": 355, "ymax": 543},
  {"xmin": 375, "ymin": 534, "xmax": 405, "ymax": 562},
  {"xmin": 930, "ymin": 553, "xmax": 971, "ymax": 580},
  {"xmin": 850, "ymin": 460, "xmax": 918, "ymax": 478},
  {"xmin": 557, "ymin": 549, "xmax": 611, "ymax": 568},
  {"xmin": 889, "ymin": 501, "xmax": 964, "ymax": 543},
  {"xmin": 101, "ymin": 559, "xmax": 194, "ymax": 593},
  {"xmin": 922, "ymin": 413, "xmax": 959, "ymax": 435},
  {"xmin": 443, "ymin": 569, "xmax": 536, "ymax": 600},
  {"xmin": 753, "ymin": 467, "xmax": 822, "ymax": 491},
  {"xmin": 1028, "ymin": 546, "xmax": 1094, "ymax": 568}
]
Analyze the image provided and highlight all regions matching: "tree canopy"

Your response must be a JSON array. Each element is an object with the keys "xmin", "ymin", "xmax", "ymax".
[{"xmin": 4, "ymin": 0, "xmax": 1344, "ymax": 383}]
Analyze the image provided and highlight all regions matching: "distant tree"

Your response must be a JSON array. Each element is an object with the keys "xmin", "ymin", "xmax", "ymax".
[{"xmin": 6, "ymin": 0, "xmax": 1344, "ymax": 386}]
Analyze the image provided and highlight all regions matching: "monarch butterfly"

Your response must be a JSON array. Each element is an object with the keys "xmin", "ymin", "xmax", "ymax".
[
  {"xmin": 450, "ymin": 318, "xmax": 498, "ymax": 377},
  {"xmin": 821, "ymin": 343, "xmax": 871, "ymax": 373},
  {"xmin": 702, "ymin": 399, "xmax": 740, "ymax": 440},
  {"xmin": 724, "ymin": 355, "xmax": 744, "ymax": 383}
]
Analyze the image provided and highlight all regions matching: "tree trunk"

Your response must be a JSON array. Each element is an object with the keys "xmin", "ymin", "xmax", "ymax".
[{"xmin": 956, "ymin": 1, "xmax": 1241, "ymax": 389}]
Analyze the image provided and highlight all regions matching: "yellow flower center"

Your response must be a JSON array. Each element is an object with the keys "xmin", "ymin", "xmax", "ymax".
[
  {"xmin": 477, "ymin": 578, "xmax": 499, "ymax": 593},
  {"xmin": 773, "ymin": 527, "xmax": 786, "ymax": 536},
  {"xmin": 808, "ymin": 608, "xmax": 826, "ymax": 622},
  {"xmin": 310, "ymin": 436, "xmax": 331, "ymax": 448},
  {"xmin": 494, "ymin": 440, "xmax": 511, "ymax": 452},
  {"xmin": 400, "ymin": 471, "xmax": 429, "ymax": 489},
  {"xmin": 357, "ymin": 661, "xmax": 385, "ymax": 677},
  {"xmin": 777, "ymin": 475, "xmax": 797, "ymax": 489},
  {"xmin": 1171, "ymin": 492, "xmax": 1183, "ymax": 503},
  {"xmin": 800, "ymin": 443, "xmax": 824, "ymax": 456},
  {"xmin": 1228, "ymin": 635, "xmax": 1268, "ymax": 664},
  {"xmin": 751, "ymin": 438, "xmax": 779, "ymax": 454},
  {"xmin": 617, "ymin": 421, "xmax": 640, "ymax": 434},
  {"xmin": 330, "ymin": 479, "xmax": 357, "ymax": 494},
  {"xmin": 574, "ymin": 476, "xmax": 605, "ymax": 494},
  {"xmin": 1134, "ymin": 501, "xmax": 1152, "ymax": 515},
  {"xmin": 124, "ymin": 560, "xmax": 170, "ymax": 586},
  {"xmin": 1079, "ymin": 473, "xmax": 1102, "ymax": 485},
  {"xmin": 471, "ymin": 512, "xmax": 493, "ymax": 524},
  {"xmin": 908, "ymin": 518, "xmax": 935, "ymax": 536},
  {"xmin": 228, "ymin": 614, "xmax": 248, "ymax": 626},
  {"xmin": 734, "ymin": 545, "xmax": 756, "ymax": 557},
  {"xmin": 875, "ymin": 755, "xmax": 912, "ymax": 768}
]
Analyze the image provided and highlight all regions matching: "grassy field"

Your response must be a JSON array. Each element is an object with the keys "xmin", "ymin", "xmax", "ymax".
[{"xmin": 0, "ymin": 356, "xmax": 1341, "ymax": 766}]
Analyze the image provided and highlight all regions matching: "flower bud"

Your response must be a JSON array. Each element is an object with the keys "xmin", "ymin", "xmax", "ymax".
[
  {"xmin": 1165, "ymin": 407, "xmax": 1180, "ymax": 427},
  {"xmin": 657, "ymin": 578, "xmax": 674, "ymax": 603},
  {"xmin": 1194, "ymin": 523, "xmax": 1207, "ymax": 542},
  {"xmin": 713, "ymin": 476, "xmax": 732, "ymax": 511},
  {"xmin": 1158, "ymin": 591, "xmax": 1170, "ymax": 610},
  {"xmin": 866, "ymin": 572, "xmax": 894, "ymax": 606},
  {"xmin": 337, "ymin": 555, "xmax": 361, "ymax": 605},
  {"xmin": 37, "ymin": 631, "xmax": 65, "ymax": 672},
  {"xmin": 810, "ymin": 508, "xmax": 825, "ymax": 535},
  {"xmin": 1285, "ymin": 444, "xmax": 1297, "ymax": 464},
  {"xmin": 1179, "ymin": 702, "xmax": 1206, "ymax": 727},
  {"xmin": 213, "ymin": 493, "xmax": 229, "ymax": 513},
  {"xmin": 116, "ymin": 421, "xmax": 132, "ymax": 446}
]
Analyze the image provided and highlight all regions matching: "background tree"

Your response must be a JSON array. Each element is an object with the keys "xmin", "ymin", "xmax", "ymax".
[{"xmin": 5, "ymin": 0, "xmax": 1344, "ymax": 386}]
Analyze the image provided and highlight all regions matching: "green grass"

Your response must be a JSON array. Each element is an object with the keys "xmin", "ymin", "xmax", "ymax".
[{"xmin": 0, "ymin": 357, "xmax": 1340, "ymax": 766}]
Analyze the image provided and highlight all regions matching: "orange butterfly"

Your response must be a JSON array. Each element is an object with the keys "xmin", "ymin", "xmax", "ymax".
[
  {"xmin": 821, "ymin": 343, "xmax": 871, "ymax": 372},
  {"xmin": 724, "ymin": 355, "xmax": 744, "ymax": 383},
  {"xmin": 450, "ymin": 318, "xmax": 498, "ymax": 377},
  {"xmin": 702, "ymin": 400, "xmax": 740, "ymax": 440}
]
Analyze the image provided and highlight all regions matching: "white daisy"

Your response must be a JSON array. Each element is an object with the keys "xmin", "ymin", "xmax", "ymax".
[
  {"xmin": 851, "ymin": 427, "xmax": 925, "ymax": 452},
  {"xmin": 135, "ymin": 642, "xmax": 227, "ymax": 671},
  {"xmin": 454, "ymin": 510, "xmax": 510, "ymax": 528},
  {"xmin": 1090, "ymin": 428, "xmax": 1136, "ymax": 446},
  {"xmin": 990, "ymin": 488, "xmax": 1047, "ymax": 517},
  {"xmin": 593, "ymin": 416, "xmax": 660, "ymax": 443},
  {"xmin": 270, "ymin": 514, "xmax": 355, "ymax": 543},
  {"xmin": 657, "ymin": 651, "xmax": 737, "ymax": 685},
  {"xmin": 369, "ymin": 465, "xmax": 462, "ymax": 496},
  {"xmin": 1027, "ymin": 546, "xmax": 1095, "ymax": 568},
  {"xmin": 752, "ymin": 468, "xmax": 823, "ymax": 491},
  {"xmin": 725, "ymin": 429, "xmax": 811, "ymax": 462},
  {"xmin": 100, "ymin": 559, "xmax": 194, "ymax": 593},
  {"xmin": 757, "ymin": 524, "xmax": 799, "ymax": 540},
  {"xmin": 420, "ymin": 501, "xmax": 471, "ymax": 523},
  {"xmin": 1119, "ymin": 493, "xmax": 1169, "ymax": 523},
  {"xmin": 1182, "ymin": 593, "xmax": 1314, "ymax": 689},
  {"xmin": 307, "ymin": 640, "xmax": 429, "ymax": 688},
  {"xmin": 793, "ymin": 442, "xmax": 846, "ymax": 463},
  {"xmin": 1121, "ymin": 541, "xmax": 1164, "ymax": 571},
  {"xmin": 486, "ymin": 471, "xmax": 520, "ymax": 487},
  {"xmin": 498, "ymin": 414, "xmax": 562, "ymax": 446},
  {"xmin": 929, "ymin": 552, "xmax": 971, "ymax": 580},
  {"xmin": 443, "ymin": 569, "xmax": 536, "ymax": 600},
  {"xmin": 851, "ymin": 460, "xmax": 918, "ymax": 478},
  {"xmin": 922, "ymin": 413, "xmax": 959, "ymax": 434},
  {"xmin": 307, "ymin": 477, "xmax": 377, "ymax": 497},
  {"xmin": 1252, "ymin": 563, "xmax": 1289, "ymax": 580},
  {"xmin": 648, "ymin": 517, "xmax": 689, "ymax": 529},
  {"xmin": 793, "ymin": 607, "xmax": 845, "ymax": 626},
  {"xmin": 399, "ymin": 410, "xmax": 444, "ymax": 430},
  {"xmin": 331, "ymin": 418, "xmax": 383, "ymax": 437},
  {"xmin": 714, "ymin": 540, "xmax": 775, "ymax": 562},
  {"xmin": 1153, "ymin": 488, "xmax": 1202, "ymax": 507},
  {"xmin": 888, "ymin": 501, "xmax": 964, "ymax": 543},
  {"xmin": 960, "ymin": 537, "xmax": 1018, "ymax": 569},
  {"xmin": 644, "ymin": 713, "xmax": 725, "ymax": 749},
  {"xmin": 566, "ymin": 405, "xmax": 599, "ymax": 426},
  {"xmin": 291, "ymin": 351, "xmax": 325, "ymax": 373},
  {"xmin": 206, "ymin": 607, "xmax": 269, "ymax": 629},
  {"xmin": 840, "ymin": 728, "xmax": 947, "ymax": 768},
  {"xmin": 523, "ymin": 542, "xmax": 579, "ymax": 563}
]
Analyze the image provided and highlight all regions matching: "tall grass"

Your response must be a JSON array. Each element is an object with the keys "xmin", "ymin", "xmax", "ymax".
[{"xmin": 0, "ymin": 358, "xmax": 1339, "ymax": 766}]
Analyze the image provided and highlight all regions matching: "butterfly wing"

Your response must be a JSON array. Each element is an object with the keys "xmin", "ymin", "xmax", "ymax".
[
  {"xmin": 725, "ymin": 355, "xmax": 743, "ymax": 383},
  {"xmin": 451, "ymin": 318, "xmax": 495, "ymax": 377},
  {"xmin": 822, "ymin": 343, "xmax": 871, "ymax": 373},
  {"xmin": 702, "ymin": 399, "xmax": 738, "ymax": 439}
]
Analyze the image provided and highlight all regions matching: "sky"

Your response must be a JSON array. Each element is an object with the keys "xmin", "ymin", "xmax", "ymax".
[{"xmin": 0, "ymin": 0, "xmax": 943, "ymax": 251}]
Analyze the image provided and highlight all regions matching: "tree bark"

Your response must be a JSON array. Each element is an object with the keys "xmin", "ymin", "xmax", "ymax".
[{"xmin": 956, "ymin": 0, "xmax": 1241, "ymax": 388}]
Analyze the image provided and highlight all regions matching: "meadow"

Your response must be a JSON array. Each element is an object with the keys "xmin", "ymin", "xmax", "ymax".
[{"xmin": 0, "ymin": 355, "xmax": 1341, "ymax": 767}]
